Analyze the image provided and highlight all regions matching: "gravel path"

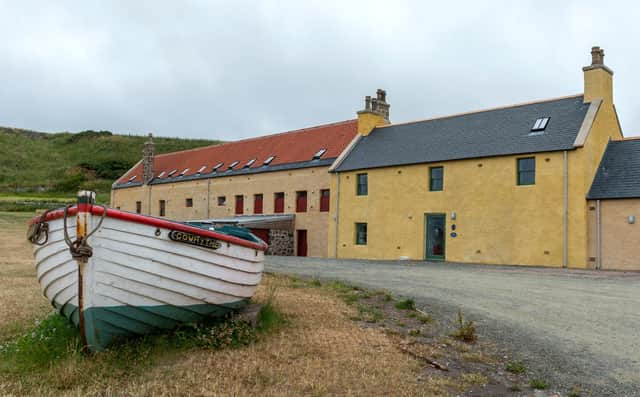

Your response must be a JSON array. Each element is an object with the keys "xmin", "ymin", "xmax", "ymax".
[{"xmin": 265, "ymin": 257, "xmax": 640, "ymax": 396}]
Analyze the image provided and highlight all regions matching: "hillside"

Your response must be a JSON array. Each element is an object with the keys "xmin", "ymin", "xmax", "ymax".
[{"xmin": 0, "ymin": 127, "xmax": 221, "ymax": 201}]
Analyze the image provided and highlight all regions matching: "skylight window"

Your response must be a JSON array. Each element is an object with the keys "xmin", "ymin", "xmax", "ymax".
[
  {"xmin": 313, "ymin": 148, "xmax": 327, "ymax": 159},
  {"xmin": 212, "ymin": 162, "xmax": 223, "ymax": 172},
  {"xmin": 228, "ymin": 161, "xmax": 239, "ymax": 169},
  {"xmin": 263, "ymin": 156, "xmax": 275, "ymax": 165},
  {"xmin": 168, "ymin": 169, "xmax": 178, "ymax": 177},
  {"xmin": 157, "ymin": 171, "xmax": 166, "ymax": 178},
  {"xmin": 128, "ymin": 175, "xmax": 137, "ymax": 182},
  {"xmin": 244, "ymin": 159, "xmax": 256, "ymax": 168},
  {"xmin": 197, "ymin": 165, "xmax": 206, "ymax": 174},
  {"xmin": 179, "ymin": 168, "xmax": 189, "ymax": 176},
  {"xmin": 531, "ymin": 117, "xmax": 550, "ymax": 132}
]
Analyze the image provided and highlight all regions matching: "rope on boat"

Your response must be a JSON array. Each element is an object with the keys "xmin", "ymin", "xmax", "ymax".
[
  {"xmin": 63, "ymin": 204, "xmax": 107, "ymax": 261},
  {"xmin": 27, "ymin": 209, "xmax": 54, "ymax": 246}
]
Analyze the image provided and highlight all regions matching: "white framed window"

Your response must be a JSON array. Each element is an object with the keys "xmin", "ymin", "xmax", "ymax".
[
  {"xmin": 263, "ymin": 155, "xmax": 275, "ymax": 165},
  {"xmin": 313, "ymin": 148, "xmax": 327, "ymax": 159}
]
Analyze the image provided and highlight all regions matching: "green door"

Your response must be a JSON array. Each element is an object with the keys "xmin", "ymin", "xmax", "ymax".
[{"xmin": 426, "ymin": 214, "xmax": 446, "ymax": 261}]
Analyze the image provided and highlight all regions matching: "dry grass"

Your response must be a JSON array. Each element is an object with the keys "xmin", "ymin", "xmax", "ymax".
[
  {"xmin": 0, "ymin": 212, "xmax": 50, "ymax": 340},
  {"xmin": 0, "ymin": 211, "xmax": 455, "ymax": 396},
  {"xmin": 2, "ymin": 275, "xmax": 454, "ymax": 396}
]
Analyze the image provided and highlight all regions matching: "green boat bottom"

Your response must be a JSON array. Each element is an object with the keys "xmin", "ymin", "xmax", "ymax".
[{"xmin": 54, "ymin": 299, "xmax": 249, "ymax": 351}]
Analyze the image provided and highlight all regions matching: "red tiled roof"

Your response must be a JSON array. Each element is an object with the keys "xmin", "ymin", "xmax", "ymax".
[{"xmin": 117, "ymin": 119, "xmax": 358, "ymax": 184}]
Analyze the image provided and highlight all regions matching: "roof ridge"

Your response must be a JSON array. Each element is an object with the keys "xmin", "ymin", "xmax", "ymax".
[
  {"xmin": 378, "ymin": 94, "xmax": 584, "ymax": 129},
  {"xmin": 155, "ymin": 119, "xmax": 357, "ymax": 159}
]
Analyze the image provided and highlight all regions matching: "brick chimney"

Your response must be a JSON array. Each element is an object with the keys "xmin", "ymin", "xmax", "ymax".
[
  {"xmin": 583, "ymin": 46, "xmax": 614, "ymax": 104},
  {"xmin": 357, "ymin": 89, "xmax": 390, "ymax": 136},
  {"xmin": 142, "ymin": 133, "xmax": 155, "ymax": 184}
]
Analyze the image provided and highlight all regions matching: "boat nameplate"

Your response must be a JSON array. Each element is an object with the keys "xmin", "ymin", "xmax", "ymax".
[{"xmin": 168, "ymin": 230, "xmax": 222, "ymax": 250}]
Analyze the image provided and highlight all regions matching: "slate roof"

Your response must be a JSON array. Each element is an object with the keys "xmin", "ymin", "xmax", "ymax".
[
  {"xmin": 115, "ymin": 119, "xmax": 358, "ymax": 188},
  {"xmin": 588, "ymin": 139, "xmax": 640, "ymax": 199},
  {"xmin": 334, "ymin": 95, "xmax": 591, "ymax": 172}
]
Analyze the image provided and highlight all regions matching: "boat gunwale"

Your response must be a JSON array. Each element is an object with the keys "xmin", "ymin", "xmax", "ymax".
[{"xmin": 29, "ymin": 205, "xmax": 268, "ymax": 251}]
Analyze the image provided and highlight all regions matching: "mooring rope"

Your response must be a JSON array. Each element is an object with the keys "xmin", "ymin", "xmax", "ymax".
[
  {"xmin": 26, "ymin": 208, "xmax": 54, "ymax": 245},
  {"xmin": 63, "ymin": 204, "xmax": 107, "ymax": 261}
]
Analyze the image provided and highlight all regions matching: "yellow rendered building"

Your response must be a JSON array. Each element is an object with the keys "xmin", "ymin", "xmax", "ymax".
[{"xmin": 328, "ymin": 47, "xmax": 624, "ymax": 269}]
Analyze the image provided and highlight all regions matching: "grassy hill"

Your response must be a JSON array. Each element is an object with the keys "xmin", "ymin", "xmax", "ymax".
[{"xmin": 0, "ymin": 127, "xmax": 221, "ymax": 208}]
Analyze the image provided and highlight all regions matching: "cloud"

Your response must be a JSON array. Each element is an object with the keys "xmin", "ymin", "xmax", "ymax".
[{"xmin": 0, "ymin": 0, "xmax": 638, "ymax": 139}]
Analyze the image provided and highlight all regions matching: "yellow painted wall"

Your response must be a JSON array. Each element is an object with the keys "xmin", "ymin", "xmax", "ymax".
[
  {"xmin": 329, "ymin": 153, "xmax": 568, "ymax": 266},
  {"xmin": 567, "ymin": 67, "xmax": 622, "ymax": 267},
  {"xmin": 112, "ymin": 166, "xmax": 331, "ymax": 257}
]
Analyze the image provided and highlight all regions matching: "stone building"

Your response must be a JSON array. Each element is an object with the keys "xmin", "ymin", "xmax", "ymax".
[{"xmin": 110, "ymin": 120, "xmax": 359, "ymax": 257}]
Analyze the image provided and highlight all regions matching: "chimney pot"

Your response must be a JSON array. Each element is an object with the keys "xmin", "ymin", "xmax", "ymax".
[
  {"xmin": 365, "ymin": 96, "xmax": 371, "ymax": 110},
  {"xmin": 591, "ymin": 46, "xmax": 604, "ymax": 65}
]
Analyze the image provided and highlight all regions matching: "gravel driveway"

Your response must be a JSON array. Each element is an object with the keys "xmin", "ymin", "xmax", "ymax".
[{"xmin": 265, "ymin": 257, "xmax": 640, "ymax": 396}]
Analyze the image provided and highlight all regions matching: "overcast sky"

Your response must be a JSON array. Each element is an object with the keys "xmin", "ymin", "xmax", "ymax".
[{"xmin": 1, "ymin": 1, "xmax": 639, "ymax": 140}]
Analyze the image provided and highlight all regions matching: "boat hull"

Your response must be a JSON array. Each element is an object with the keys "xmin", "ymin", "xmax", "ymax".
[{"xmin": 32, "ymin": 207, "xmax": 265, "ymax": 351}]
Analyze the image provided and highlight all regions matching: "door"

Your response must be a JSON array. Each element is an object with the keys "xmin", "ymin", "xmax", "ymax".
[
  {"xmin": 235, "ymin": 195, "xmax": 244, "ymax": 215},
  {"xmin": 425, "ymin": 214, "xmax": 446, "ymax": 261},
  {"xmin": 297, "ymin": 229, "xmax": 308, "ymax": 257},
  {"xmin": 250, "ymin": 228, "xmax": 270, "ymax": 246}
]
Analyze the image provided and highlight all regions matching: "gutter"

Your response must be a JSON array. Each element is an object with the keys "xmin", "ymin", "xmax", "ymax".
[{"xmin": 563, "ymin": 150, "xmax": 568, "ymax": 268}]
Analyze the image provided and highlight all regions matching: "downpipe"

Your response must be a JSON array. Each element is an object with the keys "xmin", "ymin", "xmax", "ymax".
[
  {"xmin": 334, "ymin": 172, "xmax": 340, "ymax": 258},
  {"xmin": 563, "ymin": 150, "xmax": 568, "ymax": 269},
  {"xmin": 596, "ymin": 199, "xmax": 601, "ymax": 270}
]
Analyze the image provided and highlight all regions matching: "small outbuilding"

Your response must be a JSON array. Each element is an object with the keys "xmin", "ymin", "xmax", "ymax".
[{"xmin": 587, "ymin": 138, "xmax": 640, "ymax": 271}]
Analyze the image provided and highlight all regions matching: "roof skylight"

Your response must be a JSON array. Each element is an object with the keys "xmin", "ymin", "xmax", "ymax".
[
  {"xmin": 244, "ymin": 159, "xmax": 256, "ymax": 168},
  {"xmin": 168, "ymin": 169, "xmax": 178, "ymax": 177},
  {"xmin": 531, "ymin": 117, "xmax": 550, "ymax": 132},
  {"xmin": 197, "ymin": 165, "xmax": 207, "ymax": 174},
  {"xmin": 179, "ymin": 168, "xmax": 189, "ymax": 176},
  {"xmin": 313, "ymin": 148, "xmax": 327, "ymax": 159},
  {"xmin": 263, "ymin": 156, "xmax": 275, "ymax": 165},
  {"xmin": 228, "ymin": 161, "xmax": 239, "ymax": 169},
  {"xmin": 128, "ymin": 175, "xmax": 137, "ymax": 182},
  {"xmin": 212, "ymin": 162, "xmax": 223, "ymax": 172}
]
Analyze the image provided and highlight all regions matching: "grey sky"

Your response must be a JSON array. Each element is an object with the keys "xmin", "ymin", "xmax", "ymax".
[{"xmin": 1, "ymin": 1, "xmax": 639, "ymax": 140}]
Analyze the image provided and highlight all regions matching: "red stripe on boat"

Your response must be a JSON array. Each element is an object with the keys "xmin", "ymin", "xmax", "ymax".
[{"xmin": 30, "ymin": 206, "xmax": 268, "ymax": 251}]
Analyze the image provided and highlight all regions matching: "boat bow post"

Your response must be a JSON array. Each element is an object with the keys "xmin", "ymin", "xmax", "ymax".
[{"xmin": 63, "ymin": 190, "xmax": 102, "ymax": 351}]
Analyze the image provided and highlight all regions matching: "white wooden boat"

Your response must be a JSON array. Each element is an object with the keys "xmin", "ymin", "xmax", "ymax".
[{"xmin": 27, "ymin": 191, "xmax": 267, "ymax": 352}]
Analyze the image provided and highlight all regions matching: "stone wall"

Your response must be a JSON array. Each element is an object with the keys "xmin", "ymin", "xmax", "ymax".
[
  {"xmin": 267, "ymin": 229, "xmax": 293, "ymax": 256},
  {"xmin": 112, "ymin": 165, "xmax": 332, "ymax": 257}
]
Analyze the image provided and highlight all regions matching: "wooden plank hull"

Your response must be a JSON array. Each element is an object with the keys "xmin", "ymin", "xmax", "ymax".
[{"xmin": 32, "ymin": 209, "xmax": 265, "ymax": 351}]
